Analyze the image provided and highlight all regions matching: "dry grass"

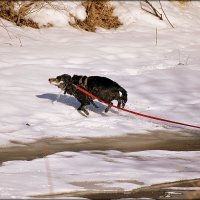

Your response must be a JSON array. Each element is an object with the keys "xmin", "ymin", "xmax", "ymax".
[
  {"xmin": 70, "ymin": 0, "xmax": 122, "ymax": 32},
  {"xmin": 0, "ymin": 0, "xmax": 192, "ymax": 31},
  {"xmin": 0, "ymin": 1, "xmax": 40, "ymax": 28},
  {"xmin": 177, "ymin": 0, "xmax": 191, "ymax": 5},
  {"xmin": 170, "ymin": 0, "xmax": 191, "ymax": 7},
  {"xmin": 0, "ymin": 0, "xmax": 122, "ymax": 31}
]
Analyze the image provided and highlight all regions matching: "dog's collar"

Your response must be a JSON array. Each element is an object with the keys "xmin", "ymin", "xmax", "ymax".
[
  {"xmin": 79, "ymin": 76, "xmax": 88, "ymax": 88},
  {"xmin": 58, "ymin": 82, "xmax": 67, "ymax": 91}
]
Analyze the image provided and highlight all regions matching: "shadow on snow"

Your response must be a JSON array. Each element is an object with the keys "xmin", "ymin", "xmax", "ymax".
[{"xmin": 36, "ymin": 93, "xmax": 118, "ymax": 116}]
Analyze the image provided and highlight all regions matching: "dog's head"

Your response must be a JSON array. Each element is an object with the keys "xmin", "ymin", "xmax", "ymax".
[{"xmin": 49, "ymin": 74, "xmax": 72, "ymax": 91}]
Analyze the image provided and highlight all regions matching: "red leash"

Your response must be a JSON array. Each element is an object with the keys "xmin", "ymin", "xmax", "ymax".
[{"xmin": 76, "ymin": 86, "xmax": 200, "ymax": 129}]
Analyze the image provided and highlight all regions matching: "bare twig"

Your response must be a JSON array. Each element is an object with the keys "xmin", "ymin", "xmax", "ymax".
[
  {"xmin": 177, "ymin": 50, "xmax": 189, "ymax": 65},
  {"xmin": 178, "ymin": 49, "xmax": 181, "ymax": 64},
  {"xmin": 155, "ymin": 27, "xmax": 158, "ymax": 46},
  {"xmin": 140, "ymin": 0, "xmax": 162, "ymax": 20},
  {"xmin": 0, "ymin": 19, "xmax": 12, "ymax": 39},
  {"xmin": 159, "ymin": 0, "xmax": 174, "ymax": 28},
  {"xmin": 44, "ymin": 156, "xmax": 54, "ymax": 195},
  {"xmin": 2, "ymin": 43, "xmax": 13, "ymax": 46},
  {"xmin": 17, "ymin": 36, "xmax": 23, "ymax": 47},
  {"xmin": 0, "ymin": 16, "xmax": 23, "ymax": 47},
  {"xmin": 185, "ymin": 55, "xmax": 190, "ymax": 65},
  {"xmin": 178, "ymin": 50, "xmax": 184, "ymax": 65}
]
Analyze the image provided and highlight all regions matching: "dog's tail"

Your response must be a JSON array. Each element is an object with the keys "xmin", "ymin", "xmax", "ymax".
[{"xmin": 119, "ymin": 86, "xmax": 127, "ymax": 108}]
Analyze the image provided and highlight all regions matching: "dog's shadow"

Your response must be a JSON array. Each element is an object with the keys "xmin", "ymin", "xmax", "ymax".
[{"xmin": 36, "ymin": 93, "xmax": 118, "ymax": 116}]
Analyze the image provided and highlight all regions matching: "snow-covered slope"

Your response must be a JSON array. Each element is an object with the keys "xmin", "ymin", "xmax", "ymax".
[{"xmin": 1, "ymin": 3, "xmax": 200, "ymax": 145}]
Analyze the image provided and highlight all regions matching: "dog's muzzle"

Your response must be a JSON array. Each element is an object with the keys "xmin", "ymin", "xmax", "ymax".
[
  {"xmin": 49, "ymin": 78, "xmax": 56, "ymax": 84},
  {"xmin": 49, "ymin": 78, "xmax": 54, "ymax": 83},
  {"xmin": 49, "ymin": 78, "xmax": 63, "ymax": 86}
]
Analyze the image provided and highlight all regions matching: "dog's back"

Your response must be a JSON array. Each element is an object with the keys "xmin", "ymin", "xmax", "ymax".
[
  {"xmin": 87, "ymin": 76, "xmax": 120, "ymax": 88},
  {"xmin": 72, "ymin": 75, "xmax": 127, "ymax": 106},
  {"xmin": 86, "ymin": 76, "xmax": 127, "ymax": 107}
]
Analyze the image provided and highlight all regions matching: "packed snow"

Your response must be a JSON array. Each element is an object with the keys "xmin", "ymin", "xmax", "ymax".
[
  {"xmin": 0, "ymin": 1, "xmax": 200, "ymax": 199},
  {"xmin": 0, "ymin": 150, "xmax": 200, "ymax": 198}
]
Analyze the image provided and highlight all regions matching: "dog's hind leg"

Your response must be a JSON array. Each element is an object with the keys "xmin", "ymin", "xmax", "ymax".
[
  {"xmin": 117, "ymin": 99, "xmax": 122, "ymax": 108},
  {"xmin": 78, "ymin": 104, "xmax": 89, "ymax": 116},
  {"xmin": 121, "ymin": 99, "xmax": 126, "ymax": 108},
  {"xmin": 116, "ymin": 91, "xmax": 126, "ymax": 108}
]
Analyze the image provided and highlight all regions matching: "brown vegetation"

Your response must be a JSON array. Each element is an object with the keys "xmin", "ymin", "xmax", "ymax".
[
  {"xmin": 0, "ymin": 0, "xmax": 191, "ymax": 31},
  {"xmin": 177, "ymin": 0, "xmax": 191, "ymax": 5},
  {"xmin": 0, "ymin": 0, "xmax": 123, "ymax": 31},
  {"xmin": 170, "ymin": 0, "xmax": 191, "ymax": 7},
  {"xmin": 70, "ymin": 0, "xmax": 122, "ymax": 32},
  {"xmin": 0, "ymin": 1, "xmax": 39, "ymax": 28}
]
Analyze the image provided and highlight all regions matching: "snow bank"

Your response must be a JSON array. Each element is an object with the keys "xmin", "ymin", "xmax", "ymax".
[
  {"xmin": 0, "ymin": 1, "xmax": 200, "ymax": 146},
  {"xmin": 25, "ymin": 1, "xmax": 86, "ymax": 27},
  {"xmin": 23, "ymin": 1, "xmax": 200, "ymax": 30},
  {"xmin": 0, "ymin": 150, "xmax": 199, "ymax": 198}
]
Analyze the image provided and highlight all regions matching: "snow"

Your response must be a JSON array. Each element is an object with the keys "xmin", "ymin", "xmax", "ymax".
[
  {"xmin": 71, "ymin": 4, "xmax": 87, "ymax": 21},
  {"xmin": 0, "ymin": 150, "xmax": 200, "ymax": 198},
  {"xmin": 25, "ymin": 1, "xmax": 87, "ymax": 27},
  {"xmin": 0, "ymin": 1, "xmax": 200, "ymax": 198},
  {"xmin": 1, "ymin": 27, "xmax": 199, "ymax": 146}
]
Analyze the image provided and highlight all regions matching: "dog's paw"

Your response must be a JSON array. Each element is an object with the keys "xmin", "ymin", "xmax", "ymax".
[
  {"xmin": 77, "ymin": 107, "xmax": 89, "ymax": 117},
  {"xmin": 78, "ymin": 110, "xmax": 89, "ymax": 117},
  {"xmin": 84, "ymin": 109, "xmax": 89, "ymax": 116}
]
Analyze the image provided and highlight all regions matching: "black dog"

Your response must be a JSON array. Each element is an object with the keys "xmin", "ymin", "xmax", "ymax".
[{"xmin": 49, "ymin": 74, "xmax": 127, "ymax": 115}]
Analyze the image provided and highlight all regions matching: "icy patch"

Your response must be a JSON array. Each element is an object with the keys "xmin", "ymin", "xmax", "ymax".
[{"xmin": 0, "ymin": 150, "xmax": 199, "ymax": 198}]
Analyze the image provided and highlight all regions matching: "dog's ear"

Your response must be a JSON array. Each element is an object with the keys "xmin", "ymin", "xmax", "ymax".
[
  {"xmin": 72, "ymin": 75, "xmax": 79, "ymax": 84},
  {"xmin": 72, "ymin": 75, "xmax": 78, "ymax": 79},
  {"xmin": 63, "ymin": 74, "xmax": 71, "ymax": 78},
  {"xmin": 61, "ymin": 74, "xmax": 72, "ymax": 82}
]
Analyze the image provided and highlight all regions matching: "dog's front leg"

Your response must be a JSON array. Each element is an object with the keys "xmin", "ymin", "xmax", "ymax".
[
  {"xmin": 105, "ymin": 102, "xmax": 113, "ymax": 113},
  {"xmin": 64, "ymin": 84, "xmax": 76, "ymax": 95},
  {"xmin": 78, "ymin": 104, "xmax": 89, "ymax": 116},
  {"xmin": 91, "ymin": 100, "xmax": 99, "ymax": 108}
]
